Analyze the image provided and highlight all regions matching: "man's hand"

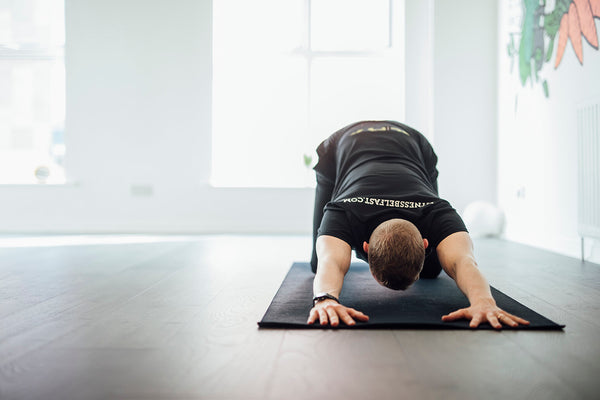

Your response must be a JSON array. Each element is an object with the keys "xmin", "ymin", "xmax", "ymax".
[
  {"xmin": 307, "ymin": 299, "xmax": 369, "ymax": 327},
  {"xmin": 437, "ymin": 232, "xmax": 530, "ymax": 329},
  {"xmin": 441, "ymin": 299, "xmax": 530, "ymax": 329}
]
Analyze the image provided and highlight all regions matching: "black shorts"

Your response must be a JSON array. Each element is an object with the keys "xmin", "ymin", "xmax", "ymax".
[{"xmin": 420, "ymin": 248, "xmax": 442, "ymax": 279}]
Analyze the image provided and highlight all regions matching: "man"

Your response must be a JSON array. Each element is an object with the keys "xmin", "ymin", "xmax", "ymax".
[{"xmin": 308, "ymin": 120, "xmax": 529, "ymax": 329}]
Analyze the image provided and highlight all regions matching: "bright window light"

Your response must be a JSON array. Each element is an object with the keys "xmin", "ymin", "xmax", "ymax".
[
  {"xmin": 311, "ymin": 0, "xmax": 390, "ymax": 51},
  {"xmin": 0, "ymin": 0, "xmax": 65, "ymax": 184},
  {"xmin": 212, "ymin": 0, "xmax": 404, "ymax": 188}
]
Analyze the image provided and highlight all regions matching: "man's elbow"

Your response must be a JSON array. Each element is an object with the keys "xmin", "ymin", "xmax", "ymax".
[
  {"xmin": 442, "ymin": 254, "xmax": 477, "ymax": 279},
  {"xmin": 316, "ymin": 255, "xmax": 351, "ymax": 276}
]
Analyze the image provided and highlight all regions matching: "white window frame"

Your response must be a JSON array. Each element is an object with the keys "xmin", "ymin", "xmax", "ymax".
[
  {"xmin": 211, "ymin": 0, "xmax": 405, "ymax": 188},
  {"xmin": 0, "ymin": 1, "xmax": 66, "ymax": 185}
]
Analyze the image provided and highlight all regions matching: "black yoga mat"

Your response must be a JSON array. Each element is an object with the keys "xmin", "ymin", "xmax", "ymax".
[{"xmin": 258, "ymin": 262, "xmax": 564, "ymax": 330}]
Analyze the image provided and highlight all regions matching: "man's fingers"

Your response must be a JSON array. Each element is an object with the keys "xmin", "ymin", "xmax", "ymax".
[
  {"xmin": 441, "ymin": 306, "xmax": 531, "ymax": 329},
  {"xmin": 505, "ymin": 312, "xmax": 530, "ymax": 325},
  {"xmin": 307, "ymin": 308, "xmax": 318, "ymax": 324},
  {"xmin": 325, "ymin": 306, "xmax": 340, "ymax": 327},
  {"xmin": 347, "ymin": 308, "xmax": 369, "ymax": 322},
  {"xmin": 469, "ymin": 314, "xmax": 483, "ymax": 328},
  {"xmin": 337, "ymin": 308, "xmax": 356, "ymax": 326},
  {"xmin": 497, "ymin": 313, "xmax": 518, "ymax": 327},
  {"xmin": 496, "ymin": 312, "xmax": 521, "ymax": 327},
  {"xmin": 441, "ymin": 308, "xmax": 467, "ymax": 321},
  {"xmin": 318, "ymin": 308, "xmax": 329, "ymax": 325},
  {"xmin": 307, "ymin": 304, "xmax": 369, "ymax": 327},
  {"xmin": 487, "ymin": 312, "xmax": 502, "ymax": 329}
]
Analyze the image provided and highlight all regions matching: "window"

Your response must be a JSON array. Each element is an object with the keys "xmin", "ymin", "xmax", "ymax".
[
  {"xmin": 0, "ymin": 0, "xmax": 65, "ymax": 184},
  {"xmin": 212, "ymin": 0, "xmax": 404, "ymax": 187}
]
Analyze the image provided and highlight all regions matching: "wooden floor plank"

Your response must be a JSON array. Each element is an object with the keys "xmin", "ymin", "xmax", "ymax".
[
  {"xmin": 267, "ymin": 329, "xmax": 423, "ymax": 400},
  {"xmin": 0, "ymin": 236, "xmax": 598, "ymax": 400},
  {"xmin": 392, "ymin": 329, "xmax": 580, "ymax": 400}
]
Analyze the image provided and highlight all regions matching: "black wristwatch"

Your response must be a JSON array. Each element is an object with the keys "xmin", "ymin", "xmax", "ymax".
[{"xmin": 312, "ymin": 293, "xmax": 340, "ymax": 307}]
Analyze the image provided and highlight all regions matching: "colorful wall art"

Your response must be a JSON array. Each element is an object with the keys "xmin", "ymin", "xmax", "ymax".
[{"xmin": 507, "ymin": 0, "xmax": 600, "ymax": 97}]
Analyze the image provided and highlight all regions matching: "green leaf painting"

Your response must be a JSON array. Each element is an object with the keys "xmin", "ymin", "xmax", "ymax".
[{"xmin": 508, "ymin": 0, "xmax": 600, "ymax": 98}]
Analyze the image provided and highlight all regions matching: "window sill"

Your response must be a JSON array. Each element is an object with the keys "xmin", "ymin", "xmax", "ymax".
[{"xmin": 0, "ymin": 181, "xmax": 80, "ymax": 188}]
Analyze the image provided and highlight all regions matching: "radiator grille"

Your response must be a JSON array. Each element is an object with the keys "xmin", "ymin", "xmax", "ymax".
[{"xmin": 578, "ymin": 101, "xmax": 600, "ymax": 239}]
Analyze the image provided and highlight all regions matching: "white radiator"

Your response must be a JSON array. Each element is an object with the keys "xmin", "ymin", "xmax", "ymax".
[{"xmin": 578, "ymin": 100, "xmax": 600, "ymax": 260}]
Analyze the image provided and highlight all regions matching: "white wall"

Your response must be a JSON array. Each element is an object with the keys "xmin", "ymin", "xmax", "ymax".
[
  {"xmin": 0, "ymin": 0, "xmax": 314, "ymax": 234},
  {"xmin": 0, "ymin": 0, "xmax": 499, "ymax": 236},
  {"xmin": 432, "ymin": 0, "xmax": 499, "ymax": 213},
  {"xmin": 2, "ymin": 0, "xmax": 593, "ymax": 265},
  {"xmin": 404, "ymin": 0, "xmax": 435, "ymax": 137},
  {"xmin": 497, "ymin": 1, "xmax": 600, "ymax": 263}
]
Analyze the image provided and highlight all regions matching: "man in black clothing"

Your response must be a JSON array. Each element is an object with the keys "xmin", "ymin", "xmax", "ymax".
[{"xmin": 308, "ymin": 121, "xmax": 529, "ymax": 329}]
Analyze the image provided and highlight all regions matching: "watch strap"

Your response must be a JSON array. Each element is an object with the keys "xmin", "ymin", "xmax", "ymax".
[{"xmin": 312, "ymin": 293, "xmax": 340, "ymax": 307}]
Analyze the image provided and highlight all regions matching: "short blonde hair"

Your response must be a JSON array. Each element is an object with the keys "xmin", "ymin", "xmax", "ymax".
[{"xmin": 368, "ymin": 219, "xmax": 425, "ymax": 290}]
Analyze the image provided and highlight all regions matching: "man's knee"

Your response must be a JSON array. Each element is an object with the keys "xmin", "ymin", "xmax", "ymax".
[
  {"xmin": 419, "ymin": 266, "xmax": 441, "ymax": 279},
  {"xmin": 420, "ymin": 252, "xmax": 442, "ymax": 279}
]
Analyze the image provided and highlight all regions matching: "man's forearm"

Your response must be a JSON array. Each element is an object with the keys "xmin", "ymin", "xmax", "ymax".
[
  {"xmin": 313, "ymin": 262, "xmax": 346, "ymax": 298},
  {"xmin": 437, "ymin": 232, "xmax": 529, "ymax": 328},
  {"xmin": 453, "ymin": 258, "xmax": 495, "ymax": 305},
  {"xmin": 313, "ymin": 235, "xmax": 351, "ymax": 299},
  {"xmin": 308, "ymin": 257, "xmax": 369, "ymax": 326}
]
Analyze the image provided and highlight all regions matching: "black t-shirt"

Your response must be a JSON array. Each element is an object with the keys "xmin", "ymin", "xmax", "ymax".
[{"xmin": 314, "ymin": 120, "xmax": 467, "ymax": 262}]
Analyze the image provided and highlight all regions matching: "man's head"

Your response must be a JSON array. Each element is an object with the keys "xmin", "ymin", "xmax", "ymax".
[{"xmin": 363, "ymin": 219, "xmax": 428, "ymax": 290}]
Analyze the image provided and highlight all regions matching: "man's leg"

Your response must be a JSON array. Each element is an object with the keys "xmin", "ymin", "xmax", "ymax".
[{"xmin": 420, "ymin": 248, "xmax": 442, "ymax": 279}]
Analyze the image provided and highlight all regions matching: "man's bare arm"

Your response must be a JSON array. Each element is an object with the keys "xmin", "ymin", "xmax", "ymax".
[
  {"xmin": 311, "ymin": 174, "xmax": 335, "ymax": 272},
  {"xmin": 313, "ymin": 235, "xmax": 351, "ymax": 298},
  {"xmin": 436, "ymin": 232, "xmax": 529, "ymax": 329},
  {"xmin": 307, "ymin": 235, "xmax": 369, "ymax": 326}
]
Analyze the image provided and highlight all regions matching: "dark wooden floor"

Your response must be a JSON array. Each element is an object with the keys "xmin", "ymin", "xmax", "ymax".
[{"xmin": 0, "ymin": 235, "xmax": 599, "ymax": 400}]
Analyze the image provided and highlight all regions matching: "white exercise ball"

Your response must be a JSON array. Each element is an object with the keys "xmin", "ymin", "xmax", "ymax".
[{"xmin": 462, "ymin": 201, "xmax": 505, "ymax": 238}]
